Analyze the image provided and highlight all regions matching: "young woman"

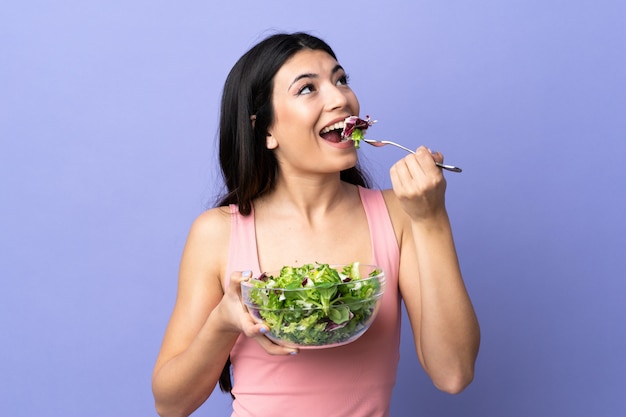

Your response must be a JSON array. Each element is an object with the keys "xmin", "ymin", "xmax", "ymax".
[{"xmin": 152, "ymin": 32, "xmax": 480, "ymax": 417}]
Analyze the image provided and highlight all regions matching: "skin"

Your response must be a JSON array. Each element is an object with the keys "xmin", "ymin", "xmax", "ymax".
[{"xmin": 152, "ymin": 49, "xmax": 480, "ymax": 417}]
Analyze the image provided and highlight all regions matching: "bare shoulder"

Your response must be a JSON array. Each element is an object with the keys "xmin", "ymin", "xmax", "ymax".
[
  {"xmin": 188, "ymin": 206, "xmax": 231, "ymax": 240},
  {"xmin": 380, "ymin": 189, "xmax": 411, "ymax": 234},
  {"xmin": 182, "ymin": 206, "xmax": 232, "ymax": 285},
  {"xmin": 380, "ymin": 189, "xmax": 401, "ymax": 213}
]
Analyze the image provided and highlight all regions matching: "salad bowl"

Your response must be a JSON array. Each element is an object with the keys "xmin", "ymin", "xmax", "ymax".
[{"xmin": 241, "ymin": 262, "xmax": 385, "ymax": 349}]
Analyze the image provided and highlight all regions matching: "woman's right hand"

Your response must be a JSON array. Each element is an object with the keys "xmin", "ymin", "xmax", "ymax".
[{"xmin": 216, "ymin": 270, "xmax": 298, "ymax": 356}]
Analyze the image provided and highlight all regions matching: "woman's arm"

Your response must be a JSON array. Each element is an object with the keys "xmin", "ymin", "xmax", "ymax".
[
  {"xmin": 386, "ymin": 147, "xmax": 480, "ymax": 394},
  {"xmin": 151, "ymin": 209, "xmax": 292, "ymax": 417}
]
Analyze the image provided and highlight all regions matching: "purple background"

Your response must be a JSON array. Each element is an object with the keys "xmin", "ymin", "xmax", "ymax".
[{"xmin": 2, "ymin": 1, "xmax": 625, "ymax": 416}]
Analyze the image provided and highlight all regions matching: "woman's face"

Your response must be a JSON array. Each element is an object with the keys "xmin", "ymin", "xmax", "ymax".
[{"xmin": 267, "ymin": 48, "xmax": 360, "ymax": 176}]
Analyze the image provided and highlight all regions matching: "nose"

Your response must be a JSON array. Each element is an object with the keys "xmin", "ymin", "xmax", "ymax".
[{"xmin": 324, "ymin": 83, "xmax": 350, "ymax": 112}]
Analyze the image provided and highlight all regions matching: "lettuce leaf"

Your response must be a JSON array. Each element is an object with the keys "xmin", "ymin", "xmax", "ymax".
[{"xmin": 342, "ymin": 115, "xmax": 376, "ymax": 148}]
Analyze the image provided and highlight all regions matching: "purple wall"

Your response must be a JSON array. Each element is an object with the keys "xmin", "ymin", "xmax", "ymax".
[{"xmin": 2, "ymin": 1, "xmax": 625, "ymax": 416}]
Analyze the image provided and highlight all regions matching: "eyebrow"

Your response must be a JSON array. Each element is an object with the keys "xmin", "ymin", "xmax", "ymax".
[{"xmin": 288, "ymin": 64, "xmax": 344, "ymax": 90}]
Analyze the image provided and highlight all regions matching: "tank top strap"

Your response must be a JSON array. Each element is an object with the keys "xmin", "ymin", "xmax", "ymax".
[
  {"xmin": 357, "ymin": 186, "xmax": 400, "ymax": 286},
  {"xmin": 225, "ymin": 204, "xmax": 261, "ymax": 287}
]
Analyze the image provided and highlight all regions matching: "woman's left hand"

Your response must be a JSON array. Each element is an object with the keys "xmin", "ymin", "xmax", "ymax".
[{"xmin": 389, "ymin": 146, "xmax": 448, "ymax": 221}]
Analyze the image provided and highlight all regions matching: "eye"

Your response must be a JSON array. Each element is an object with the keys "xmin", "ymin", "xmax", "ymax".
[
  {"xmin": 336, "ymin": 73, "xmax": 350, "ymax": 86},
  {"xmin": 297, "ymin": 83, "xmax": 316, "ymax": 95}
]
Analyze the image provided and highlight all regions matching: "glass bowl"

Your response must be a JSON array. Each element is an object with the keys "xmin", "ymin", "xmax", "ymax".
[{"xmin": 241, "ymin": 263, "xmax": 385, "ymax": 349}]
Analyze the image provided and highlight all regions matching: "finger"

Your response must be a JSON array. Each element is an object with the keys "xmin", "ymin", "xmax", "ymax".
[
  {"xmin": 391, "ymin": 157, "xmax": 423, "ymax": 196},
  {"xmin": 229, "ymin": 270, "xmax": 252, "ymax": 287},
  {"xmin": 390, "ymin": 160, "xmax": 410, "ymax": 193},
  {"xmin": 225, "ymin": 270, "xmax": 252, "ymax": 315},
  {"xmin": 394, "ymin": 153, "xmax": 427, "ymax": 186},
  {"xmin": 414, "ymin": 146, "xmax": 435, "ymax": 166},
  {"xmin": 236, "ymin": 270, "xmax": 252, "ymax": 297},
  {"xmin": 238, "ymin": 315, "xmax": 298, "ymax": 355},
  {"xmin": 253, "ymin": 334, "xmax": 299, "ymax": 356},
  {"xmin": 404, "ymin": 151, "xmax": 426, "ymax": 177},
  {"xmin": 416, "ymin": 146, "xmax": 446, "ymax": 167},
  {"xmin": 225, "ymin": 270, "xmax": 250, "ymax": 299},
  {"xmin": 414, "ymin": 147, "xmax": 446, "ymax": 178},
  {"xmin": 239, "ymin": 309, "xmax": 266, "ymax": 336},
  {"xmin": 242, "ymin": 318, "xmax": 299, "ymax": 355},
  {"xmin": 431, "ymin": 150, "xmax": 444, "ymax": 164}
]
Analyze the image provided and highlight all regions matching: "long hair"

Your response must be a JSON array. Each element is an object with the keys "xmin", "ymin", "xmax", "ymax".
[
  {"xmin": 216, "ymin": 32, "xmax": 369, "ymax": 216},
  {"xmin": 216, "ymin": 32, "xmax": 370, "ymax": 397}
]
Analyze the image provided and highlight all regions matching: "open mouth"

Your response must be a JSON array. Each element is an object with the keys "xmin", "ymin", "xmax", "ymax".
[{"xmin": 320, "ymin": 121, "xmax": 348, "ymax": 143}]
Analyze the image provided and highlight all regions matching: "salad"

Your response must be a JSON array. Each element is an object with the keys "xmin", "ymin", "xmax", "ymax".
[
  {"xmin": 342, "ymin": 115, "xmax": 376, "ymax": 148},
  {"xmin": 243, "ymin": 262, "xmax": 385, "ymax": 347}
]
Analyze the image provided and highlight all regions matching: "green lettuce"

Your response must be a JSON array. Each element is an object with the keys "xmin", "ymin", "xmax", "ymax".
[{"xmin": 246, "ymin": 262, "xmax": 384, "ymax": 347}]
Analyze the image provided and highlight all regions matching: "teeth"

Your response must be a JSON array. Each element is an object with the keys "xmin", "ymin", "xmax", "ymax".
[{"xmin": 320, "ymin": 121, "xmax": 346, "ymax": 135}]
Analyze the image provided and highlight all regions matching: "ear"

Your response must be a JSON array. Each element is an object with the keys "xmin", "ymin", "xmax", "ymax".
[
  {"xmin": 250, "ymin": 115, "xmax": 256, "ymax": 129},
  {"xmin": 266, "ymin": 132, "xmax": 278, "ymax": 150}
]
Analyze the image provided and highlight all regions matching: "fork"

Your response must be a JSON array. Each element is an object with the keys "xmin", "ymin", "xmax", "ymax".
[{"xmin": 362, "ymin": 139, "xmax": 463, "ymax": 173}]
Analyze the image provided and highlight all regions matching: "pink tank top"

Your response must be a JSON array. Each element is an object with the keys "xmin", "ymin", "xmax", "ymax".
[{"xmin": 225, "ymin": 187, "xmax": 401, "ymax": 417}]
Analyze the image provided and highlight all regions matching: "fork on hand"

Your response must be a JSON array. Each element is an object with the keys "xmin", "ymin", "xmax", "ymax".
[{"xmin": 362, "ymin": 139, "xmax": 462, "ymax": 173}]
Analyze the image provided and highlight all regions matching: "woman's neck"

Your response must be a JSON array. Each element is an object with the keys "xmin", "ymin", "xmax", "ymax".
[{"xmin": 255, "ymin": 174, "xmax": 358, "ymax": 226}]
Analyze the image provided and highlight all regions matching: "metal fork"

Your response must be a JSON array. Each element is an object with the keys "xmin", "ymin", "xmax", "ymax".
[{"xmin": 362, "ymin": 139, "xmax": 462, "ymax": 173}]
